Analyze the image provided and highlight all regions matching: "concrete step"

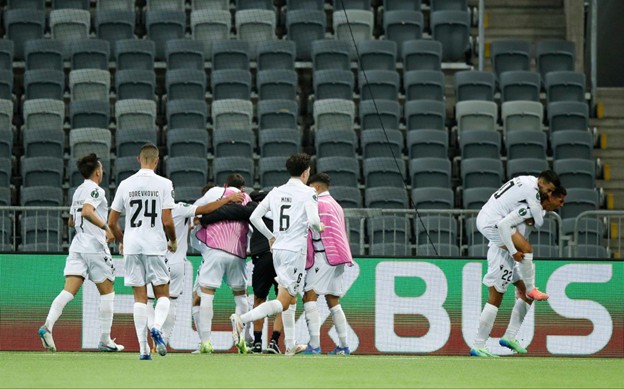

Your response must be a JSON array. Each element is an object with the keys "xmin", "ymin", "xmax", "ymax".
[
  {"xmin": 591, "ymin": 118, "xmax": 624, "ymax": 129},
  {"xmin": 485, "ymin": 9, "xmax": 565, "ymax": 30},
  {"xmin": 470, "ymin": 0, "xmax": 563, "ymax": 8},
  {"xmin": 596, "ymin": 88, "xmax": 624, "ymax": 119},
  {"xmin": 594, "ymin": 149, "xmax": 624, "ymax": 159}
]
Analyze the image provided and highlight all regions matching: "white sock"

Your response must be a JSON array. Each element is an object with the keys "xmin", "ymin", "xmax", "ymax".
[
  {"xmin": 153, "ymin": 297, "xmax": 170, "ymax": 331},
  {"xmin": 234, "ymin": 295, "xmax": 249, "ymax": 316},
  {"xmin": 518, "ymin": 253, "xmax": 535, "ymax": 293},
  {"xmin": 162, "ymin": 298, "xmax": 177, "ymax": 344},
  {"xmin": 473, "ymin": 303, "xmax": 498, "ymax": 349},
  {"xmin": 304, "ymin": 301, "xmax": 321, "ymax": 349},
  {"xmin": 283, "ymin": 304, "xmax": 297, "ymax": 350},
  {"xmin": 146, "ymin": 299, "xmax": 155, "ymax": 330},
  {"xmin": 330, "ymin": 304, "xmax": 348, "ymax": 348},
  {"xmin": 504, "ymin": 299, "xmax": 530, "ymax": 340},
  {"xmin": 192, "ymin": 306, "xmax": 200, "ymax": 331},
  {"xmin": 133, "ymin": 302, "xmax": 149, "ymax": 355},
  {"xmin": 240, "ymin": 300, "xmax": 282, "ymax": 323},
  {"xmin": 199, "ymin": 292, "xmax": 214, "ymax": 343},
  {"xmin": 99, "ymin": 293, "xmax": 114, "ymax": 344},
  {"xmin": 45, "ymin": 290, "xmax": 74, "ymax": 331}
]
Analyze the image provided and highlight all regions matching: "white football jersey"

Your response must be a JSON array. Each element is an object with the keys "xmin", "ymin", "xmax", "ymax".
[
  {"xmin": 479, "ymin": 175, "xmax": 544, "ymax": 228},
  {"xmin": 69, "ymin": 179, "xmax": 110, "ymax": 254},
  {"xmin": 166, "ymin": 202, "xmax": 198, "ymax": 265},
  {"xmin": 110, "ymin": 169, "xmax": 175, "ymax": 255},
  {"xmin": 260, "ymin": 178, "xmax": 319, "ymax": 252}
]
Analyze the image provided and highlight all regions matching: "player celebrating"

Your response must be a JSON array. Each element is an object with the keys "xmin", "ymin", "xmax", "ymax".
[
  {"xmin": 39, "ymin": 154, "xmax": 123, "ymax": 353},
  {"xmin": 303, "ymin": 173, "xmax": 354, "ymax": 355},
  {"xmin": 230, "ymin": 153, "xmax": 324, "ymax": 356},
  {"xmin": 108, "ymin": 143, "xmax": 177, "ymax": 360}
]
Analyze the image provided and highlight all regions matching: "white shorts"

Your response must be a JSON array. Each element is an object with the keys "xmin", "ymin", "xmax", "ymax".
[
  {"xmin": 64, "ymin": 251, "xmax": 115, "ymax": 284},
  {"xmin": 304, "ymin": 251, "xmax": 346, "ymax": 297},
  {"xmin": 483, "ymin": 245, "xmax": 520, "ymax": 293},
  {"xmin": 124, "ymin": 254, "xmax": 170, "ymax": 287},
  {"xmin": 148, "ymin": 261, "xmax": 185, "ymax": 298},
  {"xmin": 273, "ymin": 248, "xmax": 306, "ymax": 297},
  {"xmin": 197, "ymin": 247, "xmax": 247, "ymax": 291},
  {"xmin": 476, "ymin": 212, "xmax": 517, "ymax": 248}
]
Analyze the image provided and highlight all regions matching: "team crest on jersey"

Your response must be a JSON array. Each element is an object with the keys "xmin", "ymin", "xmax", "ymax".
[
  {"xmin": 171, "ymin": 189, "xmax": 175, "ymax": 199},
  {"xmin": 518, "ymin": 208, "xmax": 527, "ymax": 216},
  {"xmin": 312, "ymin": 194, "xmax": 318, "ymax": 202},
  {"xmin": 90, "ymin": 190, "xmax": 99, "ymax": 199},
  {"xmin": 536, "ymin": 192, "xmax": 540, "ymax": 201},
  {"xmin": 182, "ymin": 203, "xmax": 190, "ymax": 207}
]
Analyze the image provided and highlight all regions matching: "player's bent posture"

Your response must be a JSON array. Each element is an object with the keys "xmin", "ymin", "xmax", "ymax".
[
  {"xmin": 302, "ymin": 173, "xmax": 354, "ymax": 355},
  {"xmin": 39, "ymin": 154, "xmax": 123, "ymax": 352},
  {"xmin": 230, "ymin": 153, "xmax": 323, "ymax": 356},
  {"xmin": 193, "ymin": 174, "xmax": 251, "ymax": 354},
  {"xmin": 471, "ymin": 187, "xmax": 566, "ymax": 357},
  {"xmin": 476, "ymin": 171, "xmax": 560, "ymax": 302},
  {"xmin": 108, "ymin": 144, "xmax": 177, "ymax": 360},
  {"xmin": 145, "ymin": 192, "xmax": 244, "ymax": 350}
]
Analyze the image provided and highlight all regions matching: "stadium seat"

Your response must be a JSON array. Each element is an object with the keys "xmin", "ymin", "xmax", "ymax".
[
  {"xmin": 411, "ymin": 187, "xmax": 454, "ymax": 209},
  {"xmin": 405, "ymin": 70, "xmax": 445, "ymax": 101},
  {"xmin": 506, "ymin": 158, "xmax": 549, "ymax": 179},
  {"xmin": 383, "ymin": 0, "xmax": 421, "ymax": 11},
  {"xmin": 359, "ymin": 99, "xmax": 401, "ymax": 131},
  {"xmin": 461, "ymin": 158, "xmax": 503, "ymax": 189},
  {"xmin": 365, "ymin": 187, "xmax": 408, "ymax": 209},
  {"xmin": 407, "ymin": 129, "xmax": 448, "ymax": 159},
  {"xmin": 468, "ymin": 243, "xmax": 488, "ymax": 257},
  {"xmin": 258, "ymin": 69, "xmax": 298, "ymax": 101},
  {"xmin": 553, "ymin": 159, "xmax": 596, "ymax": 189},
  {"xmin": 148, "ymin": 0, "xmax": 185, "ymax": 11},
  {"xmin": 166, "ymin": 99, "xmax": 208, "ymax": 130},
  {"xmin": 166, "ymin": 69, "xmax": 207, "ymax": 101},
  {"xmin": 402, "ymin": 39, "xmax": 442, "ymax": 71},
  {"xmin": 24, "ymin": 69, "xmax": 65, "ymax": 100},
  {"xmin": 23, "ymin": 99, "xmax": 65, "ymax": 131},
  {"xmin": 0, "ymin": 40, "xmax": 14, "ymax": 71},
  {"xmin": 383, "ymin": 11, "xmax": 423, "ymax": 57},
  {"xmin": 536, "ymin": 40, "xmax": 576, "ymax": 81},
  {"xmin": 213, "ymin": 156, "xmax": 255, "ymax": 187},
  {"xmin": 115, "ymin": 99, "xmax": 157, "ymax": 132},
  {"xmin": 96, "ymin": 10, "xmax": 135, "ymax": 53},
  {"xmin": 405, "ymin": 100, "xmax": 446, "ymax": 131},
  {"xmin": 211, "ymin": 40, "xmax": 251, "ymax": 71},
  {"xmin": 316, "ymin": 157, "xmax": 360, "ymax": 187},
  {"xmin": 358, "ymin": 40, "xmax": 397, "ymax": 71},
  {"xmin": 431, "ymin": 10, "xmax": 471, "ymax": 62},
  {"xmin": 70, "ymin": 128, "xmax": 112, "ymax": 158},
  {"xmin": 573, "ymin": 218, "xmax": 606, "ymax": 246},
  {"xmin": 146, "ymin": 10, "xmax": 186, "ymax": 60},
  {"xmin": 456, "ymin": 100, "xmax": 498, "ymax": 132},
  {"xmin": 462, "ymin": 187, "xmax": 492, "ymax": 210},
  {"xmin": 500, "ymin": 71, "xmax": 541, "ymax": 102},
  {"xmin": 257, "ymin": 99, "xmax": 298, "ymax": 130},
  {"xmin": 0, "ymin": 71, "xmax": 13, "ymax": 101},
  {"xmin": 414, "ymin": 215, "xmax": 458, "ymax": 245},
  {"xmin": 559, "ymin": 188, "xmax": 600, "ymax": 234},
  {"xmin": 370, "ymin": 243, "xmax": 412, "ymax": 257},
  {"xmin": 21, "ymin": 157, "xmax": 64, "ymax": 187},
  {"xmin": 8, "ymin": 0, "xmax": 45, "ymax": 9},
  {"xmin": 551, "ymin": 130, "xmax": 593, "ymax": 160},
  {"xmin": 333, "ymin": 0, "xmax": 370, "ymax": 9},
  {"xmin": 166, "ymin": 156, "xmax": 208, "ymax": 188},
  {"xmin": 314, "ymin": 129, "xmax": 357, "ymax": 158},
  {"xmin": 0, "ymin": 99, "xmax": 12, "ymax": 130},
  {"xmin": 259, "ymin": 156, "xmax": 289, "ymax": 190},
  {"xmin": 114, "ymin": 156, "xmax": 139, "ymax": 183},
  {"xmin": 501, "ymin": 101, "xmax": 543, "ymax": 137},
  {"xmin": 545, "ymin": 70, "xmax": 586, "ymax": 104},
  {"xmin": 572, "ymin": 244, "xmax": 609, "ymax": 259},
  {"xmin": 193, "ymin": 0, "xmax": 229, "ymax": 10},
  {"xmin": 23, "ymin": 128, "xmax": 64, "ymax": 159},
  {"xmin": 364, "ymin": 157, "xmax": 406, "ymax": 188},
  {"xmin": 286, "ymin": 10, "xmax": 326, "ymax": 61},
  {"xmin": 166, "ymin": 128, "xmax": 209, "ymax": 158},
  {"xmin": 236, "ymin": 0, "xmax": 273, "ymax": 9},
  {"xmin": 361, "ymin": 129, "xmax": 404, "ymax": 159},
  {"xmin": 70, "ymin": 39, "xmax": 111, "ymax": 70},
  {"xmin": 256, "ymin": 40, "xmax": 296, "ymax": 71},
  {"xmin": 166, "ymin": 39, "xmax": 205, "ymax": 71},
  {"xmin": 490, "ymin": 39, "xmax": 531, "ymax": 80},
  {"xmin": 115, "ymin": 69, "xmax": 156, "ymax": 101},
  {"xmin": 69, "ymin": 69, "xmax": 110, "ymax": 102},
  {"xmin": 464, "ymin": 217, "xmax": 486, "ymax": 244},
  {"xmin": 213, "ymin": 128, "xmax": 255, "ymax": 158},
  {"xmin": 50, "ymin": 9, "xmax": 91, "ymax": 58},
  {"xmin": 454, "ymin": 70, "xmax": 496, "ymax": 102},
  {"xmin": 116, "ymin": 128, "xmax": 158, "ymax": 158},
  {"xmin": 287, "ymin": 0, "xmax": 324, "ymax": 10},
  {"xmin": 529, "ymin": 217, "xmax": 558, "ymax": 246},
  {"xmin": 259, "ymin": 128, "xmax": 300, "ymax": 158},
  {"xmin": 116, "ymin": 40, "xmax": 156, "ymax": 70},
  {"xmin": 0, "ymin": 128, "xmax": 12, "ymax": 160},
  {"xmin": 548, "ymin": 101, "xmax": 589, "ymax": 133},
  {"xmin": 4, "ymin": 9, "xmax": 46, "ymax": 60},
  {"xmin": 330, "ymin": 186, "xmax": 362, "ymax": 208},
  {"xmin": 212, "ymin": 99, "xmax": 253, "ymax": 131},
  {"xmin": 191, "ymin": 10, "xmax": 232, "ymax": 59},
  {"xmin": 505, "ymin": 130, "xmax": 547, "ymax": 160},
  {"xmin": 174, "ymin": 186, "xmax": 203, "ymax": 203},
  {"xmin": 409, "ymin": 157, "xmax": 452, "ymax": 188},
  {"xmin": 431, "ymin": 0, "xmax": 468, "ymax": 11},
  {"xmin": 368, "ymin": 215, "xmax": 410, "ymax": 244},
  {"xmin": 334, "ymin": 10, "xmax": 374, "ymax": 58},
  {"xmin": 313, "ymin": 99, "xmax": 355, "ymax": 131},
  {"xmin": 52, "ymin": 0, "xmax": 90, "ymax": 9},
  {"xmin": 359, "ymin": 70, "xmax": 400, "ymax": 101},
  {"xmin": 70, "ymin": 100, "xmax": 110, "ymax": 130},
  {"xmin": 0, "ymin": 187, "xmax": 10, "ymax": 206},
  {"xmin": 20, "ymin": 214, "xmax": 63, "ymax": 247},
  {"xmin": 459, "ymin": 130, "xmax": 501, "ymax": 159},
  {"xmin": 236, "ymin": 10, "xmax": 276, "ymax": 53},
  {"xmin": 211, "ymin": 69, "xmax": 252, "ymax": 101},
  {"xmin": 97, "ymin": 0, "xmax": 133, "ymax": 11},
  {"xmin": 313, "ymin": 70, "xmax": 354, "ymax": 101},
  {"xmin": 0, "ymin": 158, "xmax": 11, "ymax": 188},
  {"xmin": 24, "ymin": 39, "xmax": 64, "ymax": 71},
  {"xmin": 418, "ymin": 243, "xmax": 461, "ymax": 256},
  {"xmin": 311, "ymin": 39, "xmax": 351, "ymax": 72}
]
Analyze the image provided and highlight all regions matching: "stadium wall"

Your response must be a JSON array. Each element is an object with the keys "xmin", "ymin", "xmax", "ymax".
[{"xmin": 0, "ymin": 255, "xmax": 622, "ymax": 357}]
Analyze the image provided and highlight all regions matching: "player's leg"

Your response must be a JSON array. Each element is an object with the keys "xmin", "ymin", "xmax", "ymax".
[
  {"xmin": 269, "ymin": 310, "xmax": 283, "ymax": 354},
  {"xmin": 511, "ymin": 231, "xmax": 548, "ymax": 301},
  {"xmin": 500, "ymin": 280, "xmax": 532, "ymax": 354},
  {"xmin": 196, "ymin": 249, "xmax": 225, "ymax": 353},
  {"xmin": 94, "ymin": 279, "xmax": 123, "ymax": 352},
  {"xmin": 326, "ymin": 294, "xmax": 350, "ymax": 355},
  {"xmin": 251, "ymin": 252, "xmax": 273, "ymax": 352},
  {"xmin": 125, "ymin": 254, "xmax": 152, "ymax": 359},
  {"xmin": 160, "ymin": 261, "xmax": 184, "ymax": 346},
  {"xmin": 302, "ymin": 290, "xmax": 321, "ymax": 353},
  {"xmin": 228, "ymin": 256, "xmax": 250, "ymax": 351},
  {"xmin": 39, "ymin": 275, "xmax": 84, "ymax": 352}
]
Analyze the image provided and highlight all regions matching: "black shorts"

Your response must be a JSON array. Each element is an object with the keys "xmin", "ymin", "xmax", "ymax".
[{"xmin": 251, "ymin": 251, "xmax": 278, "ymax": 300}]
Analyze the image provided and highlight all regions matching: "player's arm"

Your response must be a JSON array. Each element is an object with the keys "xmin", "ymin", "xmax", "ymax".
[
  {"xmin": 107, "ymin": 209, "xmax": 123, "ymax": 243},
  {"xmin": 68, "ymin": 215, "xmax": 74, "ymax": 228},
  {"xmin": 496, "ymin": 208, "xmax": 532, "ymax": 258},
  {"xmin": 305, "ymin": 201, "xmax": 323, "ymax": 233},
  {"xmin": 162, "ymin": 208, "xmax": 177, "ymax": 251},
  {"xmin": 249, "ymin": 196, "xmax": 274, "ymax": 241},
  {"xmin": 195, "ymin": 192, "xmax": 245, "ymax": 217},
  {"xmin": 199, "ymin": 202, "xmax": 257, "ymax": 225},
  {"xmin": 82, "ymin": 203, "xmax": 114, "ymax": 241},
  {"xmin": 527, "ymin": 192, "xmax": 544, "ymax": 229}
]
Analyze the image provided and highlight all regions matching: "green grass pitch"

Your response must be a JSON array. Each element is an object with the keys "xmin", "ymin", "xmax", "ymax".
[{"xmin": 1, "ymin": 352, "xmax": 622, "ymax": 388}]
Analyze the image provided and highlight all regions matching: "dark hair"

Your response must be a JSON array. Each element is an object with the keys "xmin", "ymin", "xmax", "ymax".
[
  {"xmin": 285, "ymin": 153, "xmax": 311, "ymax": 177},
  {"xmin": 77, "ymin": 153, "xmax": 101, "ymax": 179},
  {"xmin": 308, "ymin": 172, "xmax": 330, "ymax": 187},
  {"xmin": 225, "ymin": 173, "xmax": 245, "ymax": 189},
  {"xmin": 539, "ymin": 170, "xmax": 561, "ymax": 187},
  {"xmin": 250, "ymin": 190, "xmax": 267, "ymax": 202},
  {"xmin": 201, "ymin": 182, "xmax": 215, "ymax": 195},
  {"xmin": 551, "ymin": 185, "xmax": 567, "ymax": 197}
]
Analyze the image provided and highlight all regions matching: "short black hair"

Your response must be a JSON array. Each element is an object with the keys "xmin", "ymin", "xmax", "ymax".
[
  {"xmin": 225, "ymin": 173, "xmax": 245, "ymax": 189},
  {"xmin": 308, "ymin": 172, "xmax": 330, "ymax": 187},
  {"xmin": 77, "ymin": 153, "xmax": 101, "ymax": 179},
  {"xmin": 250, "ymin": 190, "xmax": 267, "ymax": 202},
  {"xmin": 552, "ymin": 185, "xmax": 567, "ymax": 197},
  {"xmin": 285, "ymin": 153, "xmax": 311, "ymax": 177},
  {"xmin": 201, "ymin": 182, "xmax": 215, "ymax": 195},
  {"xmin": 539, "ymin": 170, "xmax": 561, "ymax": 187}
]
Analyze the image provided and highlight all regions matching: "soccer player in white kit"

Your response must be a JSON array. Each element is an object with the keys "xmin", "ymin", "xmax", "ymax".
[
  {"xmin": 230, "ymin": 153, "xmax": 324, "ymax": 356},
  {"xmin": 108, "ymin": 144, "xmax": 177, "ymax": 360},
  {"xmin": 302, "ymin": 173, "xmax": 354, "ymax": 355},
  {"xmin": 145, "ymin": 192, "xmax": 244, "ymax": 350},
  {"xmin": 39, "ymin": 154, "xmax": 123, "ymax": 353},
  {"xmin": 471, "ymin": 185, "xmax": 566, "ymax": 357}
]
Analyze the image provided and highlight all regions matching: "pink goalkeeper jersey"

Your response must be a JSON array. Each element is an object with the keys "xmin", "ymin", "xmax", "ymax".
[
  {"xmin": 195, "ymin": 188, "xmax": 251, "ymax": 259},
  {"xmin": 306, "ymin": 192, "xmax": 353, "ymax": 269}
]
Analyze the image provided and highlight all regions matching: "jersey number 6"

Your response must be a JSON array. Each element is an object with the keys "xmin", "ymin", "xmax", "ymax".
[{"xmin": 279, "ymin": 204, "xmax": 291, "ymax": 231}]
